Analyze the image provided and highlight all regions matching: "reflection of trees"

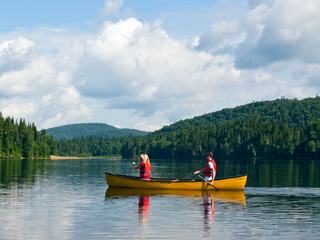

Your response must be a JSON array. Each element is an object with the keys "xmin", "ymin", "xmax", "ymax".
[
  {"xmin": 0, "ymin": 159, "xmax": 52, "ymax": 188},
  {"xmin": 219, "ymin": 159, "xmax": 320, "ymax": 188}
]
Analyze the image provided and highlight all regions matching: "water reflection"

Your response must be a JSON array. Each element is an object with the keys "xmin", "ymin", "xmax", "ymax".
[
  {"xmin": 217, "ymin": 158, "xmax": 320, "ymax": 188},
  {"xmin": 138, "ymin": 195, "xmax": 149, "ymax": 226},
  {"xmin": 105, "ymin": 187, "xmax": 245, "ymax": 202},
  {"xmin": 203, "ymin": 192, "xmax": 215, "ymax": 229},
  {"xmin": 3, "ymin": 158, "xmax": 318, "ymax": 239},
  {"xmin": 105, "ymin": 187, "xmax": 246, "ymax": 234}
]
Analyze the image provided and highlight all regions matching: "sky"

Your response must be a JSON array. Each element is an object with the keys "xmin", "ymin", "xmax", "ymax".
[{"xmin": 0, "ymin": 0, "xmax": 319, "ymax": 131}]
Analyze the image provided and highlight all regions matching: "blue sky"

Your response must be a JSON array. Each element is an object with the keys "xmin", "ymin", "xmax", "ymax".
[
  {"xmin": 0, "ymin": 0, "xmax": 319, "ymax": 131},
  {"xmin": 0, "ymin": 1, "xmax": 102, "ymax": 31},
  {"xmin": 0, "ymin": 1, "xmax": 239, "ymax": 34}
]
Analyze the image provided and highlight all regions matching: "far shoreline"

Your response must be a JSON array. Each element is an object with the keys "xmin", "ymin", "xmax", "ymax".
[
  {"xmin": 50, "ymin": 155, "xmax": 120, "ymax": 160},
  {"xmin": 50, "ymin": 155, "xmax": 90, "ymax": 160}
]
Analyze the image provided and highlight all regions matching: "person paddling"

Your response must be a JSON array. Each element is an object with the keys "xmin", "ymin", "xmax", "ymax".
[
  {"xmin": 132, "ymin": 154, "xmax": 151, "ymax": 180},
  {"xmin": 194, "ymin": 152, "xmax": 216, "ymax": 185}
]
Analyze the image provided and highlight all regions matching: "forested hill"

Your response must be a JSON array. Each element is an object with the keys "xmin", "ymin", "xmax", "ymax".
[
  {"xmin": 46, "ymin": 123, "xmax": 148, "ymax": 140},
  {"xmin": 159, "ymin": 97, "xmax": 320, "ymax": 133},
  {"xmin": 55, "ymin": 97, "xmax": 320, "ymax": 159}
]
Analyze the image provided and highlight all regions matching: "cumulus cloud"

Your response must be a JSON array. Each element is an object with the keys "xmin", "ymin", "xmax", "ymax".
[
  {"xmin": 235, "ymin": 0, "xmax": 320, "ymax": 69},
  {"xmin": 0, "ymin": 36, "xmax": 91, "ymax": 129},
  {"xmin": 0, "ymin": 37, "xmax": 53, "ymax": 97},
  {"xmin": 0, "ymin": 37, "xmax": 35, "ymax": 73},
  {"xmin": 196, "ymin": 19, "xmax": 245, "ymax": 54},
  {"xmin": 98, "ymin": 0, "xmax": 124, "ymax": 25},
  {"xmin": 76, "ymin": 17, "xmax": 243, "ymax": 121},
  {"xmin": 194, "ymin": 0, "xmax": 320, "ymax": 106}
]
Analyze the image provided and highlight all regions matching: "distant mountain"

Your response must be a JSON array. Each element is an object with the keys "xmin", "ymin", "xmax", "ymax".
[
  {"xmin": 158, "ymin": 97, "xmax": 320, "ymax": 133},
  {"xmin": 45, "ymin": 123, "xmax": 148, "ymax": 140}
]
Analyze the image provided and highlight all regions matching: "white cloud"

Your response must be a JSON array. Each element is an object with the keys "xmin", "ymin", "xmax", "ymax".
[
  {"xmin": 235, "ymin": 0, "xmax": 320, "ymax": 69},
  {"xmin": 0, "ymin": 0, "xmax": 319, "ymax": 132},
  {"xmin": 76, "ymin": 17, "xmax": 244, "ymax": 122},
  {"xmin": 100, "ymin": 0, "xmax": 123, "ymax": 18},
  {"xmin": 0, "ymin": 98, "xmax": 37, "ymax": 120},
  {"xmin": 0, "ymin": 36, "xmax": 34, "ymax": 58},
  {"xmin": 0, "ymin": 37, "xmax": 54, "ymax": 97},
  {"xmin": 134, "ymin": 121, "xmax": 164, "ymax": 132},
  {"xmin": 0, "ymin": 35, "xmax": 91, "ymax": 129},
  {"xmin": 197, "ymin": 19, "xmax": 245, "ymax": 53},
  {"xmin": 0, "ymin": 37, "xmax": 35, "ymax": 76}
]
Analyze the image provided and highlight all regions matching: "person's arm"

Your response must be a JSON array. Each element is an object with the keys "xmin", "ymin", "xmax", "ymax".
[
  {"xmin": 194, "ymin": 168, "xmax": 205, "ymax": 175},
  {"xmin": 132, "ymin": 162, "xmax": 141, "ymax": 170}
]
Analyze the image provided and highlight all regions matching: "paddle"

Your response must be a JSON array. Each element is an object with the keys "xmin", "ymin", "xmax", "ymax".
[{"xmin": 196, "ymin": 174, "xmax": 219, "ymax": 190}]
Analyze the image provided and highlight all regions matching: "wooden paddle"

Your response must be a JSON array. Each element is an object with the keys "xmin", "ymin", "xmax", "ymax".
[{"xmin": 196, "ymin": 174, "xmax": 219, "ymax": 190}]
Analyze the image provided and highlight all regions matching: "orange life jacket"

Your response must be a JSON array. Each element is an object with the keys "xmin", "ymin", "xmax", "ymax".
[
  {"xmin": 140, "ymin": 161, "xmax": 151, "ymax": 178},
  {"xmin": 204, "ymin": 159, "xmax": 216, "ymax": 177}
]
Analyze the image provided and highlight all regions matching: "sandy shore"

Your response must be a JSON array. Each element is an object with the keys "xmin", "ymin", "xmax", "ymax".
[{"xmin": 50, "ymin": 155, "xmax": 91, "ymax": 160}]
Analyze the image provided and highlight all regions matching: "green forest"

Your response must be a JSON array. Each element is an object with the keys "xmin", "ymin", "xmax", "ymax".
[
  {"xmin": 56, "ymin": 118, "xmax": 320, "ymax": 159},
  {"xmin": 0, "ymin": 113, "xmax": 56, "ymax": 159},
  {"xmin": 55, "ymin": 97, "xmax": 320, "ymax": 160},
  {"xmin": 1, "ymin": 97, "xmax": 320, "ymax": 160}
]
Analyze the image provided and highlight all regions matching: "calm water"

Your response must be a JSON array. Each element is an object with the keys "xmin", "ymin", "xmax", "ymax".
[{"xmin": 0, "ymin": 158, "xmax": 319, "ymax": 239}]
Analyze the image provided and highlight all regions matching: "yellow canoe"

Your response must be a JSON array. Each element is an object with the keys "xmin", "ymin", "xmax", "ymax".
[{"xmin": 105, "ymin": 171, "xmax": 247, "ymax": 190}]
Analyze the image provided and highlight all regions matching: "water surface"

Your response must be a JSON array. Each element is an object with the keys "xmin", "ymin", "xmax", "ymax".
[{"xmin": 0, "ymin": 158, "xmax": 319, "ymax": 239}]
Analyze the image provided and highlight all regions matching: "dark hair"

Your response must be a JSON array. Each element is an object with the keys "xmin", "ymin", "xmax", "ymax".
[{"xmin": 206, "ymin": 152, "xmax": 213, "ymax": 158}]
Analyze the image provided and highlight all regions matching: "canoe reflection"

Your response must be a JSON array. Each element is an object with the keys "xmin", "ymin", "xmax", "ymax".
[{"xmin": 105, "ymin": 187, "xmax": 246, "ymax": 205}]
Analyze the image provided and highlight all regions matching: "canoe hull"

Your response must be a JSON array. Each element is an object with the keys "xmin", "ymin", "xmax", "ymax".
[{"xmin": 105, "ymin": 172, "xmax": 247, "ymax": 191}]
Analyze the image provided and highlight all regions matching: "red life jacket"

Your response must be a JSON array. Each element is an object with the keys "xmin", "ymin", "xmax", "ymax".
[
  {"xmin": 140, "ymin": 161, "xmax": 151, "ymax": 178},
  {"xmin": 204, "ymin": 159, "xmax": 216, "ymax": 177}
]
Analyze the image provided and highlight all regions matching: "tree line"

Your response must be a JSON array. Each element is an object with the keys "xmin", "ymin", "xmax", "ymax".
[
  {"xmin": 55, "ymin": 135, "xmax": 122, "ymax": 157},
  {"xmin": 55, "ymin": 97, "xmax": 320, "ymax": 160},
  {"xmin": 55, "ymin": 118, "xmax": 320, "ymax": 160},
  {"xmin": 0, "ymin": 113, "xmax": 56, "ymax": 159},
  {"xmin": 2, "ymin": 97, "xmax": 320, "ymax": 160}
]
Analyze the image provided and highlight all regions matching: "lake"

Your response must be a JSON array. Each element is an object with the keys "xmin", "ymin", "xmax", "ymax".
[{"xmin": 0, "ymin": 158, "xmax": 319, "ymax": 239}]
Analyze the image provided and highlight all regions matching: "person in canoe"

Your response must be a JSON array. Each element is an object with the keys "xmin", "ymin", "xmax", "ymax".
[
  {"xmin": 132, "ymin": 153, "xmax": 151, "ymax": 180},
  {"xmin": 194, "ymin": 152, "xmax": 217, "ymax": 185}
]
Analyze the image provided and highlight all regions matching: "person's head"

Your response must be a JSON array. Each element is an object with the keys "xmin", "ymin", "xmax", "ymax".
[
  {"xmin": 206, "ymin": 152, "xmax": 213, "ymax": 159},
  {"xmin": 140, "ymin": 153, "xmax": 149, "ymax": 163}
]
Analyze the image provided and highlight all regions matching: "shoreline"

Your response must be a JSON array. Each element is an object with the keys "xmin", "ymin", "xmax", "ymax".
[
  {"xmin": 50, "ymin": 155, "xmax": 120, "ymax": 160},
  {"xmin": 50, "ymin": 155, "xmax": 91, "ymax": 160}
]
